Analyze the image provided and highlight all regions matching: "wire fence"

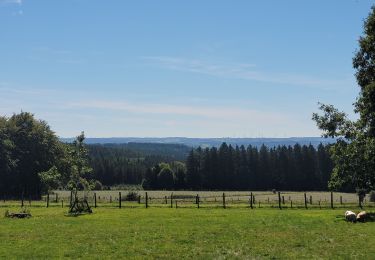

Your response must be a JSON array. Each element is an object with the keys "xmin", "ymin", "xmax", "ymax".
[{"xmin": 1, "ymin": 191, "xmax": 374, "ymax": 210}]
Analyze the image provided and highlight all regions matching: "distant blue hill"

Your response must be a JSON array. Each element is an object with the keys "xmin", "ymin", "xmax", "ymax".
[{"xmin": 60, "ymin": 137, "xmax": 335, "ymax": 148}]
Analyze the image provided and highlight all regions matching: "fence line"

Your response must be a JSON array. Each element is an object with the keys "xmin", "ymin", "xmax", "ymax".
[{"xmin": 1, "ymin": 191, "xmax": 374, "ymax": 210}]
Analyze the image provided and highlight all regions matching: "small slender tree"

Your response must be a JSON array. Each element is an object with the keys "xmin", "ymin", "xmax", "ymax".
[{"xmin": 67, "ymin": 132, "xmax": 93, "ymax": 214}]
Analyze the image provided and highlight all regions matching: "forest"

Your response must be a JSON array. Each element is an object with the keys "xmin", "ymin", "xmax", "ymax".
[
  {"xmin": 142, "ymin": 143, "xmax": 333, "ymax": 191},
  {"xmin": 0, "ymin": 111, "xmax": 333, "ymax": 198},
  {"xmin": 88, "ymin": 143, "xmax": 190, "ymax": 186}
]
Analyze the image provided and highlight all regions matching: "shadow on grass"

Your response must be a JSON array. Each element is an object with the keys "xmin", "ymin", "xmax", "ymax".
[{"xmin": 64, "ymin": 212, "xmax": 93, "ymax": 217}]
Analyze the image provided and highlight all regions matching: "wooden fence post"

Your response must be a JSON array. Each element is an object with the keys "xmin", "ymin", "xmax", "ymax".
[
  {"xmin": 175, "ymin": 200, "xmax": 178, "ymax": 209},
  {"xmin": 170, "ymin": 193, "xmax": 173, "ymax": 208},
  {"xmin": 138, "ymin": 195, "xmax": 141, "ymax": 204},
  {"xmin": 309, "ymin": 195, "xmax": 312, "ymax": 205},
  {"xmin": 21, "ymin": 192, "xmax": 24, "ymax": 207},
  {"xmin": 119, "ymin": 192, "xmax": 122, "ymax": 208},
  {"xmin": 304, "ymin": 193, "xmax": 307, "ymax": 209},
  {"xmin": 282, "ymin": 196, "xmax": 285, "ymax": 204},
  {"xmin": 47, "ymin": 193, "xmax": 49, "ymax": 208},
  {"xmin": 330, "ymin": 192, "xmax": 334, "ymax": 209},
  {"xmin": 197, "ymin": 194, "xmax": 200, "ymax": 208},
  {"xmin": 250, "ymin": 192, "xmax": 253, "ymax": 209},
  {"xmin": 145, "ymin": 192, "xmax": 148, "ymax": 208},
  {"xmin": 94, "ymin": 193, "xmax": 97, "ymax": 208},
  {"xmin": 223, "ymin": 193, "xmax": 226, "ymax": 209},
  {"xmin": 55, "ymin": 193, "xmax": 58, "ymax": 203},
  {"xmin": 278, "ymin": 192, "xmax": 281, "ymax": 210},
  {"xmin": 165, "ymin": 196, "xmax": 168, "ymax": 204},
  {"xmin": 290, "ymin": 200, "xmax": 293, "ymax": 208}
]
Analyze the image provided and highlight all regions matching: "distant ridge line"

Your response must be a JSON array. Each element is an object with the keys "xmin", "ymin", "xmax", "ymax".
[{"xmin": 60, "ymin": 137, "xmax": 335, "ymax": 148}]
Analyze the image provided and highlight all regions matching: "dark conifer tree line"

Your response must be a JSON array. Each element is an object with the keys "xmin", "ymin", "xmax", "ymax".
[
  {"xmin": 143, "ymin": 143, "xmax": 333, "ymax": 191},
  {"xmin": 87, "ymin": 144, "xmax": 189, "ymax": 187}
]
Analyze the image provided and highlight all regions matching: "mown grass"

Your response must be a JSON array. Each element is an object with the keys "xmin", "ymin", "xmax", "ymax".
[{"xmin": 0, "ymin": 206, "xmax": 374, "ymax": 259}]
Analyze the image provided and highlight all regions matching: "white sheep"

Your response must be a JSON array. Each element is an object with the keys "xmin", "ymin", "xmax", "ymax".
[
  {"xmin": 356, "ymin": 211, "xmax": 367, "ymax": 222},
  {"xmin": 345, "ymin": 210, "xmax": 357, "ymax": 222}
]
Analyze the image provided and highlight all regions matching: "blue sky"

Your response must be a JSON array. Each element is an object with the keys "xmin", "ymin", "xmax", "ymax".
[{"xmin": 0, "ymin": 0, "xmax": 373, "ymax": 138}]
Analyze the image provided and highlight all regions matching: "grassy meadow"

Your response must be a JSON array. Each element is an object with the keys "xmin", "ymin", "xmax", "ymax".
[{"xmin": 1, "ymin": 202, "xmax": 375, "ymax": 259}]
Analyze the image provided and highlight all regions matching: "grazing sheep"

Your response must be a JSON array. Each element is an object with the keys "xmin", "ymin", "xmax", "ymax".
[
  {"xmin": 345, "ymin": 211, "xmax": 357, "ymax": 222},
  {"xmin": 356, "ymin": 211, "xmax": 367, "ymax": 222}
]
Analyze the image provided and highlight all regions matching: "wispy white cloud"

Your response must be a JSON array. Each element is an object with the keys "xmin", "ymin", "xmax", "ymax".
[
  {"xmin": 0, "ymin": 0, "xmax": 22, "ymax": 5},
  {"xmin": 28, "ymin": 47, "xmax": 86, "ymax": 64},
  {"xmin": 68, "ymin": 99, "xmax": 289, "ymax": 124},
  {"xmin": 57, "ymin": 58, "xmax": 86, "ymax": 64},
  {"xmin": 142, "ymin": 56, "xmax": 349, "ymax": 89},
  {"xmin": 11, "ymin": 9, "xmax": 22, "ymax": 15},
  {"xmin": 0, "ymin": 85, "xmax": 320, "ymax": 137}
]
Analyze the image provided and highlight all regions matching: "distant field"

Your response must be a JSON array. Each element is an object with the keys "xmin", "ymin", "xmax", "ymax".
[{"xmin": 0, "ymin": 206, "xmax": 374, "ymax": 259}]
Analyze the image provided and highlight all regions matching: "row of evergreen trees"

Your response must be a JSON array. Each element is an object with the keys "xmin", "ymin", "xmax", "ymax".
[
  {"xmin": 88, "ymin": 144, "xmax": 186, "ymax": 186},
  {"xmin": 143, "ymin": 143, "xmax": 333, "ymax": 191}
]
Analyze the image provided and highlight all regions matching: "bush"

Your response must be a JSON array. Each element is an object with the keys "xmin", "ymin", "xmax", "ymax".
[
  {"xmin": 90, "ymin": 180, "xmax": 103, "ymax": 190},
  {"xmin": 124, "ymin": 191, "xmax": 139, "ymax": 201},
  {"xmin": 370, "ymin": 191, "xmax": 375, "ymax": 202}
]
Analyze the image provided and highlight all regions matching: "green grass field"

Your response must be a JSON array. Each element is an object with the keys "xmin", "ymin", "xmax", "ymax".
[{"xmin": 1, "ymin": 205, "xmax": 374, "ymax": 259}]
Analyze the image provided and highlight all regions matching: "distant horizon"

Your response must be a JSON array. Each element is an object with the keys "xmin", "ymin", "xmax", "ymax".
[
  {"xmin": 59, "ymin": 136, "xmax": 335, "ymax": 148},
  {"xmin": 60, "ymin": 136, "xmax": 325, "ymax": 139}
]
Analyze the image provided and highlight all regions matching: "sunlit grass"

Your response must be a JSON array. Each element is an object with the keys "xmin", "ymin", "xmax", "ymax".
[{"xmin": 0, "ymin": 205, "xmax": 374, "ymax": 259}]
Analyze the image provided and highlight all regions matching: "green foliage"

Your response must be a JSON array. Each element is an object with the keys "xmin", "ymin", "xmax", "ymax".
[
  {"xmin": 157, "ymin": 166, "xmax": 175, "ymax": 190},
  {"xmin": 183, "ymin": 143, "xmax": 331, "ymax": 191},
  {"xmin": 0, "ymin": 112, "xmax": 64, "ymax": 198},
  {"xmin": 0, "ymin": 112, "xmax": 100, "ymax": 199},
  {"xmin": 312, "ymin": 103, "xmax": 355, "ymax": 139},
  {"xmin": 90, "ymin": 180, "xmax": 103, "ymax": 190},
  {"xmin": 123, "ymin": 191, "xmax": 139, "ymax": 201},
  {"xmin": 67, "ymin": 132, "xmax": 93, "ymax": 192},
  {"xmin": 87, "ymin": 143, "xmax": 190, "ymax": 187},
  {"xmin": 38, "ymin": 166, "xmax": 62, "ymax": 193}
]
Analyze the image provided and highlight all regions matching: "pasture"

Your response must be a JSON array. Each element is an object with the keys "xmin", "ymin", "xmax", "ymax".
[{"xmin": 0, "ymin": 205, "xmax": 375, "ymax": 259}]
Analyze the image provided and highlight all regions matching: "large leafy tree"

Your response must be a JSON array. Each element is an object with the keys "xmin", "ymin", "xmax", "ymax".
[
  {"xmin": 0, "ymin": 112, "xmax": 96, "ymax": 198},
  {"xmin": 313, "ymin": 7, "xmax": 375, "ymax": 194},
  {"xmin": 0, "ymin": 112, "xmax": 63, "ymax": 198}
]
